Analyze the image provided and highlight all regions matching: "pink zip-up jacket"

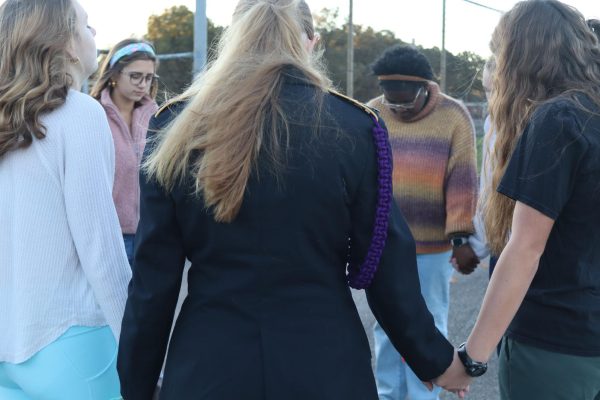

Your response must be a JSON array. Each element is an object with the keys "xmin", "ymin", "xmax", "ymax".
[{"xmin": 99, "ymin": 89, "xmax": 158, "ymax": 234}]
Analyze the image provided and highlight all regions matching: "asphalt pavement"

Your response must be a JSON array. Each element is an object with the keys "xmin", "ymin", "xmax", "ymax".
[{"xmin": 350, "ymin": 262, "xmax": 500, "ymax": 400}]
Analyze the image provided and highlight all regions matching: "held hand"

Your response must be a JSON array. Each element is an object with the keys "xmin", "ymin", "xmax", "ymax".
[
  {"xmin": 433, "ymin": 350, "xmax": 472, "ymax": 398},
  {"xmin": 451, "ymin": 244, "xmax": 479, "ymax": 275}
]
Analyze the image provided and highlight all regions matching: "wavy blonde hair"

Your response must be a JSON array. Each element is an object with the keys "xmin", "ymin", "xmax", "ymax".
[
  {"xmin": 0, "ymin": 0, "xmax": 77, "ymax": 158},
  {"xmin": 89, "ymin": 38, "xmax": 159, "ymax": 100},
  {"xmin": 483, "ymin": 0, "xmax": 600, "ymax": 254},
  {"xmin": 145, "ymin": 0, "xmax": 331, "ymax": 222}
]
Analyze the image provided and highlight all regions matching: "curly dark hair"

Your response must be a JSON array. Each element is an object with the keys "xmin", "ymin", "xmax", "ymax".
[
  {"xmin": 371, "ymin": 45, "xmax": 434, "ymax": 80},
  {"xmin": 588, "ymin": 19, "xmax": 600, "ymax": 41}
]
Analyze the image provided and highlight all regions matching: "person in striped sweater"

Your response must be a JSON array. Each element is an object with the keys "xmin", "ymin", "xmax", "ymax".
[{"xmin": 367, "ymin": 45, "xmax": 478, "ymax": 400}]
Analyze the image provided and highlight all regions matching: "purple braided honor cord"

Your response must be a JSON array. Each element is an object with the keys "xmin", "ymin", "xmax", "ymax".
[{"xmin": 347, "ymin": 116, "xmax": 393, "ymax": 289}]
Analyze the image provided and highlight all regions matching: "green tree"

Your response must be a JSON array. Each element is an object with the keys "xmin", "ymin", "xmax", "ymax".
[
  {"xmin": 143, "ymin": 6, "xmax": 486, "ymax": 106},
  {"xmin": 147, "ymin": 5, "xmax": 194, "ymax": 53},
  {"xmin": 314, "ymin": 9, "xmax": 347, "ymax": 92},
  {"xmin": 352, "ymin": 26, "xmax": 404, "ymax": 101},
  {"xmin": 448, "ymin": 51, "xmax": 485, "ymax": 102},
  {"xmin": 314, "ymin": 8, "xmax": 486, "ymax": 103},
  {"xmin": 317, "ymin": 17, "xmax": 404, "ymax": 102},
  {"xmin": 145, "ymin": 6, "xmax": 223, "ymax": 100}
]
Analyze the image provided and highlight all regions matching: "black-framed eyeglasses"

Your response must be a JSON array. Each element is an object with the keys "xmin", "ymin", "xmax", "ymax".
[
  {"xmin": 382, "ymin": 86, "xmax": 425, "ymax": 111},
  {"xmin": 121, "ymin": 71, "xmax": 159, "ymax": 86}
]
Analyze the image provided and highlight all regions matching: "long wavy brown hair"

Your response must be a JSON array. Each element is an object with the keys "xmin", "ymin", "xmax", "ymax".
[
  {"xmin": 483, "ymin": 0, "xmax": 600, "ymax": 254},
  {"xmin": 0, "ymin": 0, "xmax": 77, "ymax": 158},
  {"xmin": 145, "ymin": 0, "xmax": 331, "ymax": 222},
  {"xmin": 89, "ymin": 38, "xmax": 158, "ymax": 100}
]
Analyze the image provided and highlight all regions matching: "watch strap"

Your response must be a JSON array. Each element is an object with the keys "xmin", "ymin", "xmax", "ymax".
[
  {"xmin": 457, "ymin": 342, "xmax": 488, "ymax": 377},
  {"xmin": 450, "ymin": 236, "xmax": 469, "ymax": 247}
]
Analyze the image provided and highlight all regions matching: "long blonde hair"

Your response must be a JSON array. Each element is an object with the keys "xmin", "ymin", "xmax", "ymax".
[
  {"xmin": 0, "ymin": 0, "xmax": 77, "ymax": 158},
  {"xmin": 145, "ymin": 0, "xmax": 330, "ymax": 222},
  {"xmin": 89, "ymin": 38, "xmax": 159, "ymax": 100},
  {"xmin": 484, "ymin": 0, "xmax": 600, "ymax": 254}
]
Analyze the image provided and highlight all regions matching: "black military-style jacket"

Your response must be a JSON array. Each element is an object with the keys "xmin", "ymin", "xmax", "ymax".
[{"xmin": 117, "ymin": 70, "xmax": 453, "ymax": 400}]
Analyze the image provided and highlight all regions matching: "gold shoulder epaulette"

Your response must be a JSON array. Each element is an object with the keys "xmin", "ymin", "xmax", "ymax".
[{"xmin": 329, "ymin": 89, "xmax": 379, "ymax": 121}]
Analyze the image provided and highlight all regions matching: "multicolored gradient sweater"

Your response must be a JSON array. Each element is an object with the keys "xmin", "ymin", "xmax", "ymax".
[{"xmin": 368, "ymin": 82, "xmax": 477, "ymax": 254}]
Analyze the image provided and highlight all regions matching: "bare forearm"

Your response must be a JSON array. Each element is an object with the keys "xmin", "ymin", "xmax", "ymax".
[{"xmin": 465, "ymin": 241, "xmax": 540, "ymax": 362}]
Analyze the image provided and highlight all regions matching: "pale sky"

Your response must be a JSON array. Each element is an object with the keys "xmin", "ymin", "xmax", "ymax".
[{"xmin": 80, "ymin": 0, "xmax": 599, "ymax": 57}]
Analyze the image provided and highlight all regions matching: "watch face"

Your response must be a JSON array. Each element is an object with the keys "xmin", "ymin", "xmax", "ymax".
[
  {"xmin": 467, "ymin": 364, "xmax": 487, "ymax": 377},
  {"xmin": 451, "ymin": 237, "xmax": 467, "ymax": 247}
]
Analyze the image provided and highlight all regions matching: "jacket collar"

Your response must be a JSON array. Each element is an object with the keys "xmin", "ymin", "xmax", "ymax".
[{"xmin": 281, "ymin": 65, "xmax": 316, "ymax": 87}]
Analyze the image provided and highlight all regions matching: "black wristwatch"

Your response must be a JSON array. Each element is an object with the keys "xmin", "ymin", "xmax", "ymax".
[
  {"xmin": 450, "ymin": 236, "xmax": 469, "ymax": 248},
  {"xmin": 457, "ymin": 343, "xmax": 487, "ymax": 377}
]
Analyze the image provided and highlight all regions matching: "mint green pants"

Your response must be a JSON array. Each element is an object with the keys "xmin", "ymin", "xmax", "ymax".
[
  {"xmin": 0, "ymin": 326, "xmax": 122, "ymax": 400},
  {"xmin": 499, "ymin": 336, "xmax": 600, "ymax": 400}
]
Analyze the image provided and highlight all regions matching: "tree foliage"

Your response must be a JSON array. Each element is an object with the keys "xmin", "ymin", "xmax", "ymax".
[
  {"xmin": 145, "ymin": 6, "xmax": 223, "ymax": 99},
  {"xmin": 315, "ymin": 8, "xmax": 485, "ymax": 102},
  {"xmin": 144, "ymin": 6, "xmax": 486, "ymax": 104}
]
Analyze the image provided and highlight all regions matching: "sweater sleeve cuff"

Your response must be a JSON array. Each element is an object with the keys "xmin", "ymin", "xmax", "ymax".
[{"xmin": 445, "ymin": 224, "xmax": 475, "ymax": 238}]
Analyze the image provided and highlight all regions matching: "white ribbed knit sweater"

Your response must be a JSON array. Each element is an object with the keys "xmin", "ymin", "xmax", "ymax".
[{"xmin": 0, "ymin": 90, "xmax": 132, "ymax": 363}]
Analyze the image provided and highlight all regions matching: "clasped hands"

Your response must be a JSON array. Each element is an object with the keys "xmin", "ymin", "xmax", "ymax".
[
  {"xmin": 422, "ymin": 350, "xmax": 473, "ymax": 399},
  {"xmin": 451, "ymin": 243, "xmax": 479, "ymax": 275}
]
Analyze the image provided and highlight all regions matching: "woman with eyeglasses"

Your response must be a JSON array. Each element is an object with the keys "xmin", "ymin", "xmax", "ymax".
[{"xmin": 90, "ymin": 39, "xmax": 159, "ymax": 265}]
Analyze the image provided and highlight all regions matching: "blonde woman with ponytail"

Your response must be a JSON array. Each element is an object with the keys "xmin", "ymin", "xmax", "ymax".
[
  {"xmin": 117, "ymin": 0, "xmax": 469, "ymax": 399},
  {"xmin": 456, "ymin": 1, "xmax": 600, "ymax": 399}
]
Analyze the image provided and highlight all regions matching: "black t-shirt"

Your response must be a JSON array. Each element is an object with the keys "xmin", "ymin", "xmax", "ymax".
[{"xmin": 498, "ymin": 94, "xmax": 600, "ymax": 356}]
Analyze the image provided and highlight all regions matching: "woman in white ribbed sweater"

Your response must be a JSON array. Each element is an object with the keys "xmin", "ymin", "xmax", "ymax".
[{"xmin": 0, "ymin": 0, "xmax": 131, "ymax": 399}]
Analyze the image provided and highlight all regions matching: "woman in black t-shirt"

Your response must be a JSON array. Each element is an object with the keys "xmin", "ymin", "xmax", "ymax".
[{"xmin": 454, "ymin": 1, "xmax": 600, "ymax": 399}]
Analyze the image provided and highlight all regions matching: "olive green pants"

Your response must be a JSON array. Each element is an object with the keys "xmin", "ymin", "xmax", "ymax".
[{"xmin": 499, "ymin": 336, "xmax": 600, "ymax": 400}]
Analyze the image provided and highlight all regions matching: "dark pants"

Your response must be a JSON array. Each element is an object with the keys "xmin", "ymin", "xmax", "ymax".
[
  {"xmin": 123, "ymin": 234, "xmax": 135, "ymax": 266},
  {"xmin": 489, "ymin": 255, "xmax": 498, "ymax": 279},
  {"xmin": 499, "ymin": 337, "xmax": 600, "ymax": 400}
]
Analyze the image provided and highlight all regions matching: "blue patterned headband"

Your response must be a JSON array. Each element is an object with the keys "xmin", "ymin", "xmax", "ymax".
[{"xmin": 109, "ymin": 43, "xmax": 156, "ymax": 68}]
